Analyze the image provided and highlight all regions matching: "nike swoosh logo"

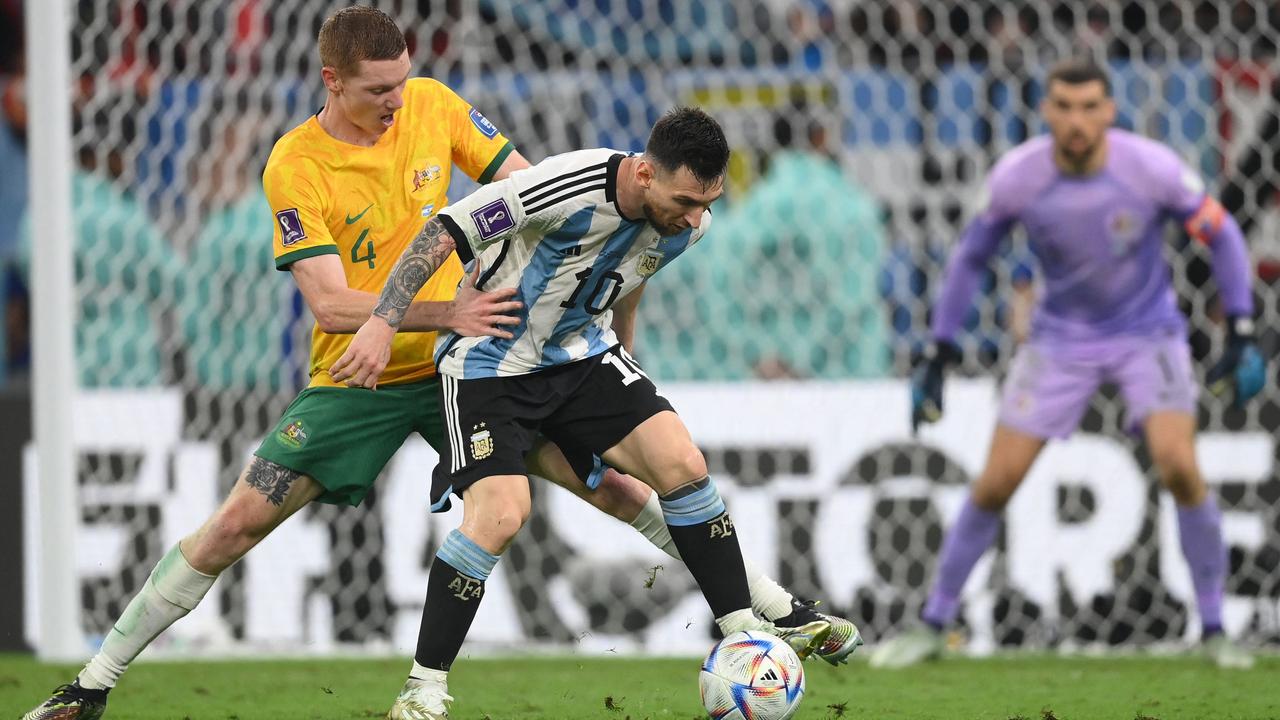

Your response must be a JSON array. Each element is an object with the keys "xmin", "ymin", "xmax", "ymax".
[{"xmin": 345, "ymin": 204, "xmax": 373, "ymax": 225}]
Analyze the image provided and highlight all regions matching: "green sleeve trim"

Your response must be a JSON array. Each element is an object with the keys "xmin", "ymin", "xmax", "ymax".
[
  {"xmin": 477, "ymin": 142, "xmax": 516, "ymax": 184},
  {"xmin": 275, "ymin": 244, "xmax": 338, "ymax": 270}
]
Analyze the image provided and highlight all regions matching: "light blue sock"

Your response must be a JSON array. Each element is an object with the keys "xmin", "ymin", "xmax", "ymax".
[{"xmin": 436, "ymin": 529, "xmax": 499, "ymax": 581}]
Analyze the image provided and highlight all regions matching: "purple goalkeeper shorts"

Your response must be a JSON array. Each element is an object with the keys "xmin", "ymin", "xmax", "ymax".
[{"xmin": 998, "ymin": 334, "xmax": 1198, "ymax": 439}]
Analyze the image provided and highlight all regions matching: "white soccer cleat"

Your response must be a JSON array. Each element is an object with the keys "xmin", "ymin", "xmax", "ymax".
[
  {"xmin": 386, "ymin": 675, "xmax": 454, "ymax": 720},
  {"xmin": 1204, "ymin": 634, "xmax": 1255, "ymax": 670},
  {"xmin": 868, "ymin": 625, "xmax": 945, "ymax": 669}
]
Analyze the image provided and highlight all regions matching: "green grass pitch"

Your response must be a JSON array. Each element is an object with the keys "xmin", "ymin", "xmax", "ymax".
[{"xmin": 2, "ymin": 653, "xmax": 1278, "ymax": 719}]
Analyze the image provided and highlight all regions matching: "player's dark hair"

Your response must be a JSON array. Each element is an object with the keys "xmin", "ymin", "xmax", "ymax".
[
  {"xmin": 645, "ymin": 107, "xmax": 730, "ymax": 187},
  {"xmin": 318, "ymin": 5, "xmax": 407, "ymax": 77},
  {"xmin": 1046, "ymin": 57, "xmax": 1112, "ymax": 96}
]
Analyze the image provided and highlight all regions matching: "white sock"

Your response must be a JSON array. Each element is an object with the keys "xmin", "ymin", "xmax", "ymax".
[
  {"xmin": 78, "ymin": 543, "xmax": 216, "ymax": 690},
  {"xmin": 409, "ymin": 661, "xmax": 448, "ymax": 686},
  {"xmin": 744, "ymin": 558, "xmax": 795, "ymax": 622},
  {"xmin": 716, "ymin": 608, "xmax": 762, "ymax": 636},
  {"xmin": 629, "ymin": 490, "xmax": 794, "ymax": 620},
  {"xmin": 629, "ymin": 490, "xmax": 678, "ymax": 555}
]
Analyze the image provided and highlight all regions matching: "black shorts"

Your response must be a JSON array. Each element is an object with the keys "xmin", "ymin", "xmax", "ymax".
[
  {"xmin": 430, "ymin": 345, "xmax": 673, "ymax": 511},
  {"xmin": 553, "ymin": 436, "xmax": 608, "ymax": 490}
]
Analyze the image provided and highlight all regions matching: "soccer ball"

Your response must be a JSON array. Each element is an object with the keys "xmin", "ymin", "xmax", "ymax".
[{"xmin": 699, "ymin": 630, "xmax": 805, "ymax": 720}]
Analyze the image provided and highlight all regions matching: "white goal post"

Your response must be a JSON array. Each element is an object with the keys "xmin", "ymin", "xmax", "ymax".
[{"xmin": 25, "ymin": 0, "xmax": 82, "ymax": 662}]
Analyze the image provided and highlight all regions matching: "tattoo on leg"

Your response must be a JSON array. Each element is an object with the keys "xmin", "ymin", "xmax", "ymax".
[{"xmin": 245, "ymin": 457, "xmax": 300, "ymax": 506}]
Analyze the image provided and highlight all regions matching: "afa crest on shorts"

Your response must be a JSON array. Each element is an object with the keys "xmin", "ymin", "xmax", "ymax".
[
  {"xmin": 637, "ymin": 248, "xmax": 664, "ymax": 278},
  {"xmin": 470, "ymin": 423, "xmax": 494, "ymax": 460}
]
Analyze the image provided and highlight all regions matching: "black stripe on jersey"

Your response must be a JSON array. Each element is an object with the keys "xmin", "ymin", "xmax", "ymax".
[
  {"xmin": 437, "ymin": 333, "xmax": 464, "ymax": 363},
  {"xmin": 525, "ymin": 184, "xmax": 606, "ymax": 216},
  {"xmin": 438, "ymin": 213, "xmax": 474, "ymax": 264},
  {"xmin": 476, "ymin": 236, "xmax": 511, "ymax": 290},
  {"xmin": 518, "ymin": 161, "xmax": 608, "ymax": 201},
  {"xmin": 604, "ymin": 153, "xmax": 641, "ymax": 221},
  {"xmin": 520, "ymin": 172, "xmax": 606, "ymax": 210}
]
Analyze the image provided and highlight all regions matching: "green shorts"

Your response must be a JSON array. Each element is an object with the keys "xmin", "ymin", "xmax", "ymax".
[{"xmin": 254, "ymin": 377, "xmax": 445, "ymax": 506}]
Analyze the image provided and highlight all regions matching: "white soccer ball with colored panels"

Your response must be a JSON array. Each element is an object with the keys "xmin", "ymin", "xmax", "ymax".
[{"xmin": 699, "ymin": 630, "xmax": 805, "ymax": 720}]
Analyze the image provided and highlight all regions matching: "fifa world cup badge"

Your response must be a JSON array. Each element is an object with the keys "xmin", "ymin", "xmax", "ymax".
[
  {"xmin": 637, "ymin": 248, "xmax": 663, "ymax": 278},
  {"xmin": 470, "ymin": 423, "xmax": 494, "ymax": 460}
]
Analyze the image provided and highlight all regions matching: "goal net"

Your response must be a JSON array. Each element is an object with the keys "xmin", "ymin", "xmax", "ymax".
[{"xmin": 21, "ymin": 0, "xmax": 1280, "ymax": 657}]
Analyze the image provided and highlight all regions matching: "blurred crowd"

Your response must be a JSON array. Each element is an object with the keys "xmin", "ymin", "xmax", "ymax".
[{"xmin": 2, "ymin": 0, "xmax": 1279, "ymax": 391}]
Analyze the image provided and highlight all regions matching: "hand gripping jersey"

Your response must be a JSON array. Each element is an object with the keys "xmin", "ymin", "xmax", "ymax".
[
  {"xmin": 434, "ymin": 149, "xmax": 709, "ymax": 378},
  {"xmin": 263, "ymin": 78, "xmax": 513, "ymax": 387}
]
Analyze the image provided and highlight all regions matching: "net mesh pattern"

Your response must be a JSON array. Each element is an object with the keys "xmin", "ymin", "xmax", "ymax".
[{"xmin": 30, "ymin": 0, "xmax": 1280, "ymax": 653}]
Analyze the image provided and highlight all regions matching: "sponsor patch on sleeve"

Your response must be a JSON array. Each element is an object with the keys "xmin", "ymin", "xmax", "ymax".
[
  {"xmin": 469, "ymin": 108, "xmax": 500, "ymax": 139},
  {"xmin": 471, "ymin": 198, "xmax": 515, "ymax": 240},
  {"xmin": 276, "ymin": 208, "xmax": 306, "ymax": 246}
]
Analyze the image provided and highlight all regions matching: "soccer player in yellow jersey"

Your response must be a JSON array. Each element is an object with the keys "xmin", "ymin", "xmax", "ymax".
[{"xmin": 22, "ymin": 8, "xmax": 856, "ymax": 720}]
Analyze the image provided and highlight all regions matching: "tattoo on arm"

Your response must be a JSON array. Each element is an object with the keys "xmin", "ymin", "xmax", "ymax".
[
  {"xmin": 373, "ymin": 217, "xmax": 457, "ymax": 328},
  {"xmin": 245, "ymin": 456, "xmax": 301, "ymax": 506}
]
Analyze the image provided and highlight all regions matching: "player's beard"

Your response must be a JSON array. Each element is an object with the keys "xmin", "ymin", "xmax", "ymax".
[
  {"xmin": 1056, "ymin": 131, "xmax": 1101, "ymax": 172},
  {"xmin": 641, "ymin": 202, "xmax": 685, "ymax": 237}
]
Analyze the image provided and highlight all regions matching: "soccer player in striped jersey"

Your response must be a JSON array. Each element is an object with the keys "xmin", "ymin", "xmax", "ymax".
[
  {"xmin": 871, "ymin": 58, "xmax": 1262, "ymax": 670},
  {"xmin": 333, "ymin": 107, "xmax": 843, "ymax": 717},
  {"xmin": 20, "ymin": 10, "xmax": 855, "ymax": 720}
]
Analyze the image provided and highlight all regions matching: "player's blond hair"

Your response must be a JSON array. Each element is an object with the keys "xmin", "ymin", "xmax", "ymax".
[{"xmin": 318, "ymin": 6, "xmax": 407, "ymax": 77}]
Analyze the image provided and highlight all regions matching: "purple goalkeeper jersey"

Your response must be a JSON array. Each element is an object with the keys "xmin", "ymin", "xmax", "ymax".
[{"xmin": 932, "ymin": 128, "xmax": 1253, "ymax": 343}]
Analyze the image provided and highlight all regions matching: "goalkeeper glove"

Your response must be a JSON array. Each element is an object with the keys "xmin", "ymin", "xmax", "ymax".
[
  {"xmin": 910, "ymin": 340, "xmax": 961, "ymax": 434},
  {"xmin": 1206, "ymin": 316, "xmax": 1265, "ymax": 408}
]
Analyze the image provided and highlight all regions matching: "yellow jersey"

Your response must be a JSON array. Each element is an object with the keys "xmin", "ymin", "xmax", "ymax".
[{"xmin": 264, "ymin": 78, "xmax": 514, "ymax": 388}]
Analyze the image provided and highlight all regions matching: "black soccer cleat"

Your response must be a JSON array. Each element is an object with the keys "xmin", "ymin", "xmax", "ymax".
[{"xmin": 21, "ymin": 680, "xmax": 108, "ymax": 720}]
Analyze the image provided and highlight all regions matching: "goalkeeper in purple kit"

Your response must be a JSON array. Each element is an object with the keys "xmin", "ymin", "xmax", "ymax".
[{"xmin": 873, "ymin": 58, "xmax": 1263, "ymax": 669}]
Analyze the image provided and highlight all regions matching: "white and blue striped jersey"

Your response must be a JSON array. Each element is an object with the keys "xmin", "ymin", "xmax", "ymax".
[{"xmin": 434, "ymin": 148, "xmax": 709, "ymax": 379}]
